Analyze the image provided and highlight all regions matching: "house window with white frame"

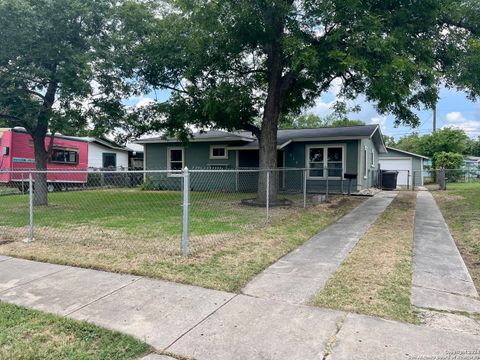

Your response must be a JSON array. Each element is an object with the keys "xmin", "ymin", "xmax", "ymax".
[
  {"xmin": 168, "ymin": 148, "xmax": 184, "ymax": 171},
  {"xmin": 210, "ymin": 145, "xmax": 228, "ymax": 159},
  {"xmin": 307, "ymin": 145, "xmax": 344, "ymax": 179},
  {"xmin": 371, "ymin": 148, "xmax": 375, "ymax": 168}
]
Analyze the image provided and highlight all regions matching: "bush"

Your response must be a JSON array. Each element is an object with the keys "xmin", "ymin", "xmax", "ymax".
[
  {"xmin": 433, "ymin": 152, "xmax": 464, "ymax": 169},
  {"xmin": 140, "ymin": 175, "xmax": 165, "ymax": 191}
]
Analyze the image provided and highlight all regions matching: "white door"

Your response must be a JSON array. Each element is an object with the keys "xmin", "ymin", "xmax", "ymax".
[{"xmin": 379, "ymin": 158, "xmax": 412, "ymax": 186}]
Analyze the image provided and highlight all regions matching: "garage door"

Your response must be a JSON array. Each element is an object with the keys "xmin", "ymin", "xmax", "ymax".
[{"xmin": 379, "ymin": 158, "xmax": 412, "ymax": 186}]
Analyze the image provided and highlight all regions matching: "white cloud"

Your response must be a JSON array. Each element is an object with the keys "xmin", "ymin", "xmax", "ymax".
[
  {"xmin": 370, "ymin": 116, "xmax": 387, "ymax": 132},
  {"xmin": 135, "ymin": 97, "xmax": 155, "ymax": 108},
  {"xmin": 443, "ymin": 111, "xmax": 480, "ymax": 137},
  {"xmin": 445, "ymin": 111, "xmax": 465, "ymax": 123},
  {"xmin": 309, "ymin": 98, "xmax": 336, "ymax": 117}
]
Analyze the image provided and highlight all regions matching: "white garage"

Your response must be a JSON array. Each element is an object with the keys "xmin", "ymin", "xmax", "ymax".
[
  {"xmin": 378, "ymin": 158, "xmax": 412, "ymax": 186},
  {"xmin": 379, "ymin": 147, "xmax": 429, "ymax": 187}
]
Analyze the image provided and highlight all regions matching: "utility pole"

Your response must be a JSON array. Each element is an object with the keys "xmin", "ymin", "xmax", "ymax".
[{"xmin": 433, "ymin": 105, "xmax": 437, "ymax": 132}]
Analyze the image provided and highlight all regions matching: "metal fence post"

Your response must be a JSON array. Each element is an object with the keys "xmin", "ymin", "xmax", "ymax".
[
  {"xmin": 303, "ymin": 169, "xmax": 307, "ymax": 208},
  {"xmin": 182, "ymin": 166, "xmax": 190, "ymax": 256},
  {"xmin": 28, "ymin": 172, "xmax": 34, "ymax": 242},
  {"xmin": 412, "ymin": 170, "xmax": 416, "ymax": 191},
  {"xmin": 265, "ymin": 170, "xmax": 270, "ymax": 224}
]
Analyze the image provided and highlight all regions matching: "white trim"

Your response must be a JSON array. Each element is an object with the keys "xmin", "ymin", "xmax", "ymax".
[
  {"xmin": 386, "ymin": 146, "xmax": 430, "ymax": 159},
  {"xmin": 305, "ymin": 144, "xmax": 346, "ymax": 180},
  {"xmin": 371, "ymin": 148, "xmax": 375, "ymax": 168},
  {"xmin": 209, "ymin": 145, "xmax": 228, "ymax": 159},
  {"xmin": 421, "ymin": 158, "xmax": 424, "ymax": 186},
  {"xmin": 363, "ymin": 145, "xmax": 368, "ymax": 179},
  {"xmin": 167, "ymin": 147, "xmax": 184, "ymax": 175},
  {"xmin": 278, "ymin": 139, "xmax": 292, "ymax": 149}
]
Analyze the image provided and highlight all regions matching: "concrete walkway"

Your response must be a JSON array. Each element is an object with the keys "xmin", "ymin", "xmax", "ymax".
[
  {"xmin": 242, "ymin": 191, "xmax": 398, "ymax": 304},
  {"xmin": 0, "ymin": 256, "xmax": 479, "ymax": 359},
  {"xmin": 412, "ymin": 191, "xmax": 480, "ymax": 313}
]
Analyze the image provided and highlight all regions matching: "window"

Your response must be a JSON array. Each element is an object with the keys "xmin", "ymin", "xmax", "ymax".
[
  {"xmin": 307, "ymin": 145, "xmax": 344, "ymax": 179},
  {"xmin": 103, "ymin": 153, "xmax": 117, "ymax": 169},
  {"xmin": 210, "ymin": 145, "xmax": 228, "ymax": 159},
  {"xmin": 371, "ymin": 149, "xmax": 375, "ymax": 168},
  {"xmin": 327, "ymin": 147, "xmax": 343, "ymax": 177},
  {"xmin": 364, "ymin": 146, "xmax": 368, "ymax": 179},
  {"xmin": 50, "ymin": 148, "xmax": 78, "ymax": 165},
  {"xmin": 308, "ymin": 147, "xmax": 324, "ymax": 178},
  {"xmin": 168, "ymin": 147, "xmax": 184, "ymax": 171}
]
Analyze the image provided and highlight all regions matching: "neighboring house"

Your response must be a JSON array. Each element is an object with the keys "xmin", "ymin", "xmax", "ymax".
[
  {"xmin": 78, "ymin": 137, "xmax": 129, "ymax": 170},
  {"xmin": 379, "ymin": 147, "xmax": 429, "ymax": 187},
  {"xmin": 136, "ymin": 125, "xmax": 387, "ymax": 193},
  {"xmin": 126, "ymin": 143, "xmax": 144, "ymax": 169},
  {"xmin": 464, "ymin": 156, "xmax": 480, "ymax": 168}
]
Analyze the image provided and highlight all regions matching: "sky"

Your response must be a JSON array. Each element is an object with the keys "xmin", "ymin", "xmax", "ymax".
[{"xmin": 126, "ymin": 83, "xmax": 480, "ymax": 141}]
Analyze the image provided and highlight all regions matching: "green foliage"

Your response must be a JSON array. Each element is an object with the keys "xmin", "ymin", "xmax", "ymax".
[
  {"xmin": 433, "ymin": 151, "xmax": 464, "ymax": 169},
  {"xmin": 0, "ymin": 0, "xmax": 141, "ymax": 148},
  {"xmin": 383, "ymin": 135, "xmax": 396, "ymax": 147},
  {"xmin": 140, "ymin": 175, "xmax": 165, "ymax": 191},
  {"xmin": 395, "ymin": 128, "xmax": 471, "ymax": 158},
  {"xmin": 121, "ymin": 0, "xmax": 480, "ymax": 140},
  {"xmin": 279, "ymin": 113, "xmax": 364, "ymax": 129}
]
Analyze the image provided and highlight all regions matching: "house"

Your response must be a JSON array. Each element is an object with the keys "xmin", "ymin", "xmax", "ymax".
[
  {"xmin": 0, "ymin": 127, "xmax": 89, "ymax": 190},
  {"xmin": 77, "ymin": 137, "xmax": 130, "ymax": 170},
  {"xmin": 379, "ymin": 147, "xmax": 429, "ymax": 187},
  {"xmin": 136, "ymin": 125, "xmax": 387, "ymax": 193}
]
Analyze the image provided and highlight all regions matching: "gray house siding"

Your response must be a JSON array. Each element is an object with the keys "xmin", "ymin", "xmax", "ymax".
[
  {"xmin": 144, "ymin": 136, "xmax": 381, "ymax": 193},
  {"xmin": 359, "ymin": 138, "xmax": 380, "ymax": 190},
  {"xmin": 282, "ymin": 140, "xmax": 360, "ymax": 193}
]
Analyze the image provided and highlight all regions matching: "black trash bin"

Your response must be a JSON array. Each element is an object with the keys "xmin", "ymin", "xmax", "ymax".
[{"xmin": 381, "ymin": 170, "xmax": 398, "ymax": 190}]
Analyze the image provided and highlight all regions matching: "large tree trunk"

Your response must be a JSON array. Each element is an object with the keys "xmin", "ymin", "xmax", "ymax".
[
  {"xmin": 32, "ymin": 134, "xmax": 49, "ymax": 206},
  {"xmin": 256, "ymin": 54, "xmax": 284, "ymax": 204}
]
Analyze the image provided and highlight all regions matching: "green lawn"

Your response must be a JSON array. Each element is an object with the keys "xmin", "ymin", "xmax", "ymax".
[
  {"xmin": 0, "ymin": 189, "xmax": 364, "ymax": 291},
  {"xmin": 313, "ymin": 192, "xmax": 417, "ymax": 323},
  {"xmin": 0, "ymin": 301, "xmax": 150, "ymax": 360},
  {"xmin": 432, "ymin": 183, "xmax": 480, "ymax": 292}
]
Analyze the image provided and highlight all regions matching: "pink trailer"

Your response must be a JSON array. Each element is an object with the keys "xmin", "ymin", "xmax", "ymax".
[{"xmin": 0, "ymin": 128, "xmax": 88, "ymax": 190}]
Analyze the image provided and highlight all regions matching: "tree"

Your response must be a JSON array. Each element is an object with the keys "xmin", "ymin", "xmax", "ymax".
[
  {"xmin": 433, "ymin": 152, "xmax": 464, "ymax": 169},
  {"xmin": 395, "ymin": 128, "xmax": 471, "ymax": 159},
  {"xmin": 383, "ymin": 135, "xmax": 396, "ymax": 147},
  {"xmin": 279, "ymin": 113, "xmax": 364, "ymax": 129},
  {"xmin": 125, "ymin": 0, "xmax": 480, "ymax": 203},
  {"xmin": 0, "ymin": 0, "xmax": 138, "ymax": 205}
]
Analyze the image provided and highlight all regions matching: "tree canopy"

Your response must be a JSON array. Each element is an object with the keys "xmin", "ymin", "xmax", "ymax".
[
  {"xmin": 393, "ymin": 128, "xmax": 472, "ymax": 158},
  {"xmin": 279, "ymin": 113, "xmax": 364, "ymax": 129},
  {"xmin": 122, "ymin": 0, "xmax": 480, "ymax": 201},
  {"xmin": 0, "ymin": 0, "xmax": 139, "ymax": 204}
]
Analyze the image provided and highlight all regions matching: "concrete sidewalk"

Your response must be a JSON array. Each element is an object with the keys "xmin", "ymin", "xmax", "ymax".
[
  {"xmin": 242, "ymin": 191, "xmax": 397, "ymax": 304},
  {"xmin": 0, "ymin": 256, "xmax": 479, "ymax": 359},
  {"xmin": 412, "ymin": 191, "xmax": 480, "ymax": 313}
]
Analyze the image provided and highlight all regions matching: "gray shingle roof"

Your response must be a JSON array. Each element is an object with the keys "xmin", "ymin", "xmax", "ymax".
[{"xmin": 137, "ymin": 125, "xmax": 379, "ymax": 144}]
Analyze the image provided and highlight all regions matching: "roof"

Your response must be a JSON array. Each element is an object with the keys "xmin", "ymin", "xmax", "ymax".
[
  {"xmin": 384, "ymin": 146, "xmax": 430, "ymax": 159},
  {"xmin": 136, "ymin": 130, "xmax": 255, "ymax": 144},
  {"xmin": 78, "ymin": 137, "xmax": 128, "ymax": 151},
  {"xmin": 136, "ymin": 125, "xmax": 387, "ymax": 153}
]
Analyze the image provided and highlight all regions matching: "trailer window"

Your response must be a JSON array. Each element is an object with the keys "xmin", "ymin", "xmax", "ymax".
[{"xmin": 50, "ymin": 149, "xmax": 78, "ymax": 164}]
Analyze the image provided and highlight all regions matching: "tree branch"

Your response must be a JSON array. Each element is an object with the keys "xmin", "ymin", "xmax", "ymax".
[{"xmin": 241, "ymin": 123, "xmax": 261, "ymax": 139}]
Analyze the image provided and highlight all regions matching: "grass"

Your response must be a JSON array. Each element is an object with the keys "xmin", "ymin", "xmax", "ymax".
[
  {"xmin": 0, "ymin": 189, "xmax": 364, "ymax": 292},
  {"xmin": 0, "ymin": 301, "xmax": 150, "ymax": 360},
  {"xmin": 432, "ymin": 182, "xmax": 480, "ymax": 292},
  {"xmin": 313, "ymin": 192, "xmax": 417, "ymax": 323}
]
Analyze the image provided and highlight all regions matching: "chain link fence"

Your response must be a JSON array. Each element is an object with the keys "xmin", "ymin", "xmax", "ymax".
[
  {"xmin": 416, "ymin": 168, "xmax": 480, "ymax": 190},
  {"xmin": 0, "ymin": 167, "xmax": 354, "ymax": 256}
]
